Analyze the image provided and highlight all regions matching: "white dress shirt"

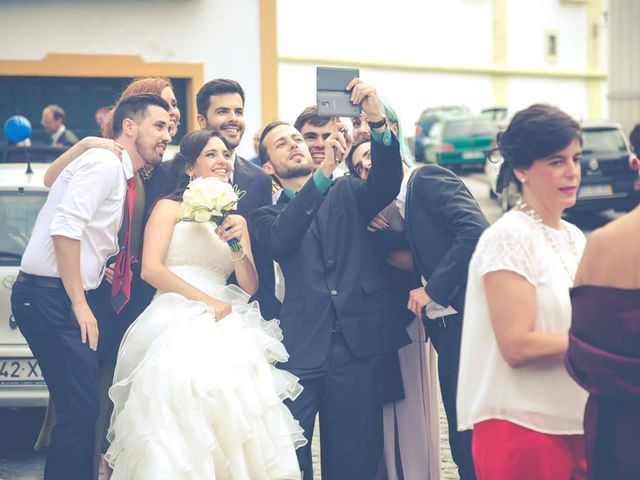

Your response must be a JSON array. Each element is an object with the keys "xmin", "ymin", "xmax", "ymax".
[
  {"xmin": 51, "ymin": 125, "xmax": 66, "ymax": 144},
  {"xmin": 21, "ymin": 148, "xmax": 133, "ymax": 290}
]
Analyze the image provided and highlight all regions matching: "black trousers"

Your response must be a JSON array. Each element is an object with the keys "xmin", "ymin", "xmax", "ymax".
[
  {"xmin": 11, "ymin": 273, "xmax": 99, "ymax": 480},
  {"xmin": 286, "ymin": 332, "xmax": 384, "ymax": 480},
  {"xmin": 424, "ymin": 313, "xmax": 476, "ymax": 480}
]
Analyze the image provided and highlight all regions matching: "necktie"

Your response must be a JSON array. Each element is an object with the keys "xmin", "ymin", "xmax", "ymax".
[{"xmin": 111, "ymin": 176, "xmax": 136, "ymax": 313}]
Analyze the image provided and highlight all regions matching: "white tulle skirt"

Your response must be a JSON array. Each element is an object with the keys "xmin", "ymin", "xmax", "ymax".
[{"xmin": 105, "ymin": 285, "xmax": 306, "ymax": 480}]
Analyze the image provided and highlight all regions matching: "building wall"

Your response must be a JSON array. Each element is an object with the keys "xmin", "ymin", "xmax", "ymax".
[
  {"xmin": 608, "ymin": 0, "xmax": 640, "ymax": 133},
  {"xmin": 0, "ymin": 0, "xmax": 264, "ymax": 157},
  {"xmin": 277, "ymin": 0, "xmax": 607, "ymax": 134}
]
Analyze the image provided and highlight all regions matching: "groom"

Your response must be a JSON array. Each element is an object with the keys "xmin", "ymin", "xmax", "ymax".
[{"xmin": 250, "ymin": 80, "xmax": 409, "ymax": 479}]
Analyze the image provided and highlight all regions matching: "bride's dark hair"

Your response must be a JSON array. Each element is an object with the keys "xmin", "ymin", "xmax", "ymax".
[{"xmin": 166, "ymin": 129, "xmax": 230, "ymax": 201}]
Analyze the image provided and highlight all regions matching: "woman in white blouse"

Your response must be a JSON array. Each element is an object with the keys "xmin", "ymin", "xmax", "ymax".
[{"xmin": 457, "ymin": 104, "xmax": 588, "ymax": 480}]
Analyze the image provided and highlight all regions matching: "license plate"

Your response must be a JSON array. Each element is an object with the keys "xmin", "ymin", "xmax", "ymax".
[
  {"xmin": 578, "ymin": 184, "xmax": 613, "ymax": 198},
  {"xmin": 462, "ymin": 151, "xmax": 484, "ymax": 160},
  {"xmin": 0, "ymin": 358, "xmax": 44, "ymax": 385}
]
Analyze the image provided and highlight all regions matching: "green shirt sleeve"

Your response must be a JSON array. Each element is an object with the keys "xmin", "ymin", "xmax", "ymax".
[
  {"xmin": 312, "ymin": 168, "xmax": 333, "ymax": 193},
  {"xmin": 282, "ymin": 169, "xmax": 332, "ymax": 199},
  {"xmin": 370, "ymin": 126, "xmax": 393, "ymax": 146}
]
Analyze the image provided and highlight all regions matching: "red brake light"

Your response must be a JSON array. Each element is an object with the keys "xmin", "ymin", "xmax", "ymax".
[
  {"xmin": 439, "ymin": 143, "xmax": 454, "ymax": 151},
  {"xmin": 415, "ymin": 125, "xmax": 424, "ymax": 136},
  {"xmin": 630, "ymin": 156, "xmax": 640, "ymax": 171}
]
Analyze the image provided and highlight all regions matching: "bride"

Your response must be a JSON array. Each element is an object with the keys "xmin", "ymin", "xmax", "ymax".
[{"xmin": 105, "ymin": 130, "xmax": 306, "ymax": 479}]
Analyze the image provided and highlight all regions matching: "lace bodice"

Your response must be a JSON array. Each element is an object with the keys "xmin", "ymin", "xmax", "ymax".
[{"xmin": 162, "ymin": 221, "xmax": 233, "ymax": 292}]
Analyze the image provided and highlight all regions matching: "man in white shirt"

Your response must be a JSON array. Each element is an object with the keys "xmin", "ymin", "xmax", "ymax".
[
  {"xmin": 41, "ymin": 104, "xmax": 79, "ymax": 147},
  {"xmin": 12, "ymin": 94, "xmax": 171, "ymax": 480}
]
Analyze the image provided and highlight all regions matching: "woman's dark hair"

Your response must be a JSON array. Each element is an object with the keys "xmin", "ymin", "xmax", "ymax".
[
  {"xmin": 166, "ymin": 129, "xmax": 230, "ymax": 201},
  {"xmin": 494, "ymin": 103, "xmax": 582, "ymax": 193},
  {"xmin": 345, "ymin": 137, "xmax": 371, "ymax": 176}
]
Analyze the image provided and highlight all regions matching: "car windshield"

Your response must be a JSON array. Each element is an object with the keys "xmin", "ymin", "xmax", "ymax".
[
  {"xmin": 444, "ymin": 119, "xmax": 496, "ymax": 138},
  {"xmin": 0, "ymin": 190, "xmax": 47, "ymax": 266},
  {"xmin": 582, "ymin": 129, "xmax": 627, "ymax": 153}
]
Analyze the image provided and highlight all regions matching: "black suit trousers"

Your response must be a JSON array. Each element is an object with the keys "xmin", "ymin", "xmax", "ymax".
[
  {"xmin": 286, "ymin": 333, "xmax": 384, "ymax": 480},
  {"xmin": 424, "ymin": 313, "xmax": 476, "ymax": 480},
  {"xmin": 11, "ymin": 279, "xmax": 99, "ymax": 480}
]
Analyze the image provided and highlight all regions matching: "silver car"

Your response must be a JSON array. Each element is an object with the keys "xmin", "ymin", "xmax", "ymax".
[{"xmin": 0, "ymin": 161, "xmax": 49, "ymax": 407}]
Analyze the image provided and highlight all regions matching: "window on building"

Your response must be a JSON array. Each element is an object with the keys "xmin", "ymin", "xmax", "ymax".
[{"xmin": 546, "ymin": 31, "xmax": 558, "ymax": 63}]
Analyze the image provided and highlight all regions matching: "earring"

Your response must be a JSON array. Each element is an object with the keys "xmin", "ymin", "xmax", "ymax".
[{"xmin": 189, "ymin": 175, "xmax": 193, "ymax": 182}]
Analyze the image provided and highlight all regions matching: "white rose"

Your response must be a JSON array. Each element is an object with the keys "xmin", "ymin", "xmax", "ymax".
[{"xmin": 193, "ymin": 208, "xmax": 212, "ymax": 223}]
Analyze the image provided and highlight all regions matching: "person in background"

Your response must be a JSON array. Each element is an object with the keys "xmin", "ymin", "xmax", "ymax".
[
  {"xmin": 41, "ymin": 104, "xmax": 79, "ymax": 147},
  {"xmin": 457, "ymin": 104, "xmax": 588, "ymax": 480},
  {"xmin": 566, "ymin": 204, "xmax": 640, "ymax": 480},
  {"xmin": 352, "ymin": 113, "xmax": 371, "ymax": 142},
  {"xmin": 248, "ymin": 128, "xmax": 263, "ymax": 166},
  {"xmin": 294, "ymin": 105, "xmax": 339, "ymax": 172}
]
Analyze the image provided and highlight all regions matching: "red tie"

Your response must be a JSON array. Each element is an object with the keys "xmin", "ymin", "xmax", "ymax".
[{"xmin": 111, "ymin": 177, "xmax": 136, "ymax": 313}]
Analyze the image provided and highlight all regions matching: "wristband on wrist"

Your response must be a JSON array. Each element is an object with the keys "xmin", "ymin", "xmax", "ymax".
[{"xmin": 367, "ymin": 116, "xmax": 387, "ymax": 129}]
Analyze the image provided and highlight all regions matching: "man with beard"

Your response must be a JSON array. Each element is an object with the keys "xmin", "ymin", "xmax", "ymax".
[
  {"xmin": 293, "ymin": 106, "xmax": 339, "ymax": 172},
  {"xmin": 195, "ymin": 78, "xmax": 272, "ymax": 215},
  {"xmin": 195, "ymin": 78, "xmax": 280, "ymax": 320},
  {"xmin": 11, "ymin": 94, "xmax": 171, "ymax": 480},
  {"xmin": 250, "ymin": 80, "xmax": 410, "ymax": 480}
]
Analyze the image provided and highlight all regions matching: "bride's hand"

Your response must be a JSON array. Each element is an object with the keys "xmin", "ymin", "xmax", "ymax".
[
  {"xmin": 216, "ymin": 214, "xmax": 247, "ymax": 244},
  {"xmin": 206, "ymin": 298, "xmax": 232, "ymax": 320}
]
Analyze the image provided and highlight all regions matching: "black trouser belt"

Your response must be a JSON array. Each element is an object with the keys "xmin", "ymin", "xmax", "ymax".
[{"xmin": 16, "ymin": 271, "xmax": 65, "ymax": 289}]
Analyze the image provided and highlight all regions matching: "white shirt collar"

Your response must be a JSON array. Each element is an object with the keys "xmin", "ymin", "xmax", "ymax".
[
  {"xmin": 121, "ymin": 151, "xmax": 134, "ymax": 181},
  {"xmin": 51, "ymin": 125, "xmax": 66, "ymax": 143},
  {"xmin": 395, "ymin": 166, "xmax": 418, "ymax": 219}
]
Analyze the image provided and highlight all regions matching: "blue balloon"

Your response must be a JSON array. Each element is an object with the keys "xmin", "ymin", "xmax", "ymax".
[{"xmin": 4, "ymin": 115, "xmax": 32, "ymax": 143}]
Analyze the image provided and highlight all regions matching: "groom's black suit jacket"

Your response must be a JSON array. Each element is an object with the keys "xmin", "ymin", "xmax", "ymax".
[
  {"xmin": 250, "ymin": 139, "xmax": 410, "ymax": 372},
  {"xmin": 404, "ymin": 164, "xmax": 489, "ymax": 313},
  {"xmin": 231, "ymin": 156, "xmax": 281, "ymax": 320}
]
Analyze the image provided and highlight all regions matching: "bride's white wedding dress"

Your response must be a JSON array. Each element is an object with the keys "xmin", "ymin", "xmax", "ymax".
[{"xmin": 105, "ymin": 222, "xmax": 306, "ymax": 479}]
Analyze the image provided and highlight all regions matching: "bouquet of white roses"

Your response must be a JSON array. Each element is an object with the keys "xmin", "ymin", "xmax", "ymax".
[{"xmin": 181, "ymin": 177, "xmax": 246, "ymax": 251}]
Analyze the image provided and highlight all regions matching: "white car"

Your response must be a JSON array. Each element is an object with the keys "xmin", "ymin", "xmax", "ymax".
[{"xmin": 0, "ymin": 160, "xmax": 49, "ymax": 407}]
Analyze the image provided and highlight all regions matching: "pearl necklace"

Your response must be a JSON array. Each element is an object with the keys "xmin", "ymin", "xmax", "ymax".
[{"xmin": 515, "ymin": 199, "xmax": 579, "ymax": 283}]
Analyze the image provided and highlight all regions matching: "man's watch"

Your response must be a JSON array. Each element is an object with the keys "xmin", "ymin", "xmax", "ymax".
[{"xmin": 367, "ymin": 116, "xmax": 387, "ymax": 129}]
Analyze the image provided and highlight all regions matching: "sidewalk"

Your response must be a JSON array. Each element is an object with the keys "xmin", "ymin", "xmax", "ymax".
[{"xmin": 310, "ymin": 402, "xmax": 460, "ymax": 479}]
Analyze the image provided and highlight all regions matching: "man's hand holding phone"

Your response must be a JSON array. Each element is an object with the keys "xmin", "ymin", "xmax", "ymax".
[
  {"xmin": 320, "ymin": 121, "xmax": 353, "ymax": 178},
  {"xmin": 346, "ymin": 79, "xmax": 386, "ymax": 129}
]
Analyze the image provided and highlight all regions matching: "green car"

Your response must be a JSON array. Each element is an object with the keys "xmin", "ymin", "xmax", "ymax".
[{"xmin": 423, "ymin": 115, "xmax": 498, "ymax": 169}]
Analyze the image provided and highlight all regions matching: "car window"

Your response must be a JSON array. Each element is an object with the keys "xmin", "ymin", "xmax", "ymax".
[
  {"xmin": 444, "ymin": 119, "xmax": 496, "ymax": 138},
  {"xmin": 0, "ymin": 190, "xmax": 47, "ymax": 266},
  {"xmin": 582, "ymin": 129, "xmax": 627, "ymax": 153}
]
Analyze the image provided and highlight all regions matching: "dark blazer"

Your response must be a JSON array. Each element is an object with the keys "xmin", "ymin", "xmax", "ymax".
[
  {"xmin": 53, "ymin": 128, "xmax": 79, "ymax": 147},
  {"xmin": 250, "ymin": 139, "xmax": 410, "ymax": 372},
  {"xmin": 233, "ymin": 155, "xmax": 281, "ymax": 320},
  {"xmin": 404, "ymin": 165, "xmax": 489, "ymax": 313},
  {"xmin": 233, "ymin": 155, "xmax": 272, "ymax": 217}
]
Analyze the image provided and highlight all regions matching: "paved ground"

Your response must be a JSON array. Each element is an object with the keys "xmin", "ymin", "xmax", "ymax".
[{"xmin": 0, "ymin": 172, "xmax": 620, "ymax": 479}]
